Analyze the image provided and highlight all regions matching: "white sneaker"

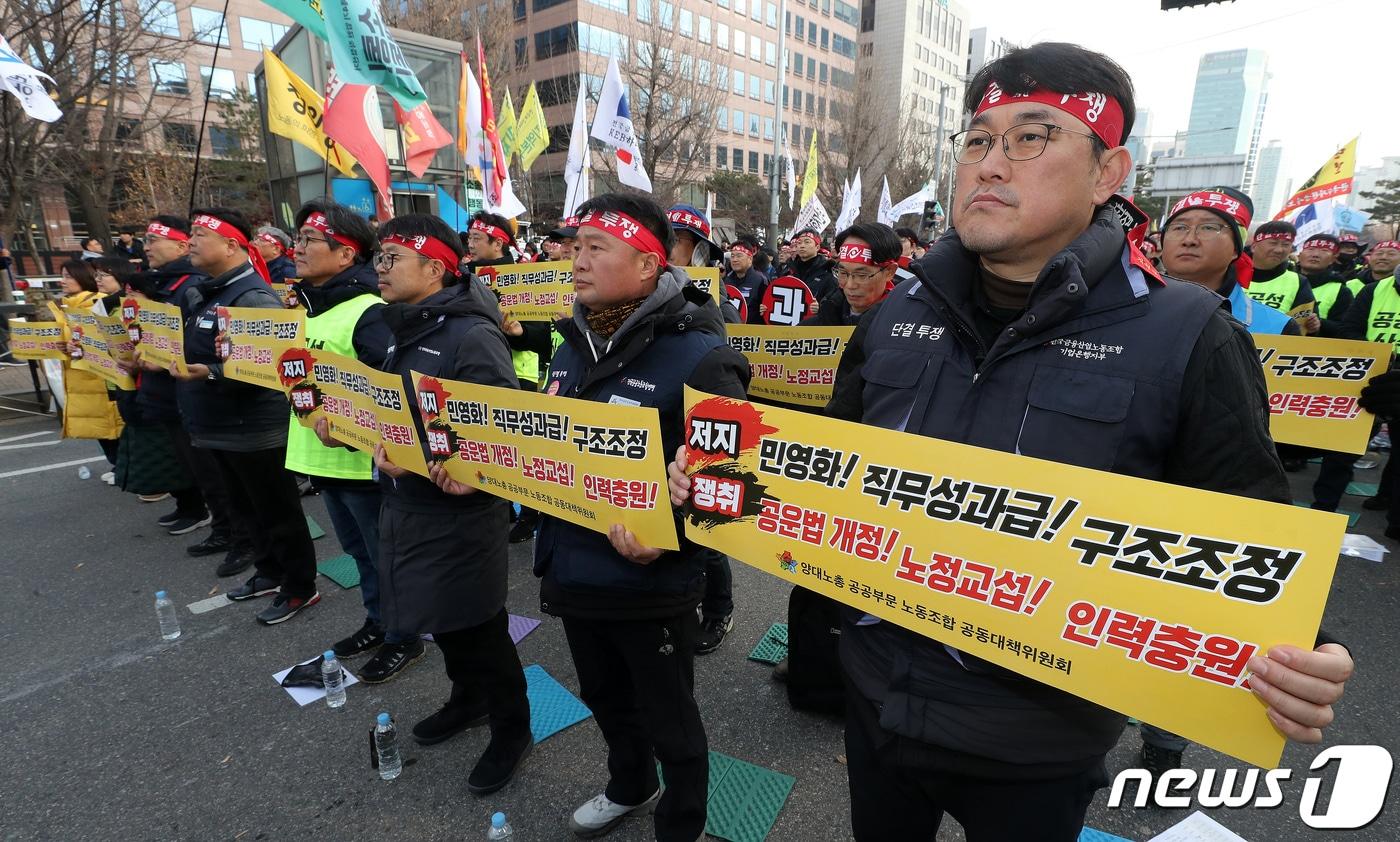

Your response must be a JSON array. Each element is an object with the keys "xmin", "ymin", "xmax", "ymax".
[
  {"xmin": 101, "ymin": 471, "xmax": 115, "ymax": 485},
  {"xmin": 569, "ymin": 788, "xmax": 661, "ymax": 838}
]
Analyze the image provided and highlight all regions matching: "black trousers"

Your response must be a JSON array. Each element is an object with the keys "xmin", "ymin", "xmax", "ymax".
[
  {"xmin": 167, "ymin": 422, "xmax": 241, "ymax": 547},
  {"xmin": 208, "ymin": 445, "xmax": 315, "ymax": 598},
  {"xmin": 699, "ymin": 549, "xmax": 734, "ymax": 619},
  {"xmin": 562, "ymin": 613, "xmax": 708, "ymax": 842},
  {"xmin": 435, "ymin": 609, "xmax": 531, "ymax": 741},
  {"xmin": 844, "ymin": 682, "xmax": 1106, "ymax": 842}
]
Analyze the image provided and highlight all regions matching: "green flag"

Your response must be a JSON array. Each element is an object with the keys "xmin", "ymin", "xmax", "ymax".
[
  {"xmin": 259, "ymin": 0, "xmax": 328, "ymax": 42},
  {"xmin": 498, "ymin": 89, "xmax": 518, "ymax": 165},
  {"xmin": 320, "ymin": 0, "xmax": 426, "ymax": 110},
  {"xmin": 514, "ymin": 82, "xmax": 549, "ymax": 172}
]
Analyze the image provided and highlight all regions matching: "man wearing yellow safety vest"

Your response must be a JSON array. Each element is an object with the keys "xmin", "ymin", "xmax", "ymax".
[
  {"xmin": 1351, "ymin": 239, "xmax": 1399, "ymax": 290},
  {"xmin": 466, "ymin": 210, "xmax": 554, "ymax": 543},
  {"xmin": 1292, "ymin": 233, "xmax": 1354, "ymax": 337},
  {"xmin": 1244, "ymin": 220, "xmax": 1321, "ymax": 334}
]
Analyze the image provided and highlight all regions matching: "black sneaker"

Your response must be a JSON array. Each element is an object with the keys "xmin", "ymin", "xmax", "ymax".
[
  {"xmin": 358, "ymin": 640, "xmax": 426, "ymax": 684},
  {"xmin": 1141, "ymin": 742, "xmax": 1184, "ymax": 778},
  {"xmin": 227, "ymin": 575, "xmax": 280, "ymax": 601},
  {"xmin": 215, "ymin": 549, "xmax": 253, "ymax": 578},
  {"xmin": 333, "ymin": 618, "xmax": 386, "ymax": 658},
  {"xmin": 508, "ymin": 513, "xmax": 539, "ymax": 543},
  {"xmin": 167, "ymin": 514, "xmax": 213, "ymax": 536},
  {"xmin": 695, "ymin": 614, "xmax": 734, "ymax": 655},
  {"xmin": 256, "ymin": 591, "xmax": 320, "ymax": 625},
  {"xmin": 157, "ymin": 508, "xmax": 183, "ymax": 528},
  {"xmin": 1363, "ymin": 494, "xmax": 1391, "ymax": 511},
  {"xmin": 467, "ymin": 734, "xmax": 533, "ymax": 795},
  {"xmin": 186, "ymin": 532, "xmax": 232, "ymax": 557},
  {"xmin": 413, "ymin": 700, "xmax": 490, "ymax": 745}
]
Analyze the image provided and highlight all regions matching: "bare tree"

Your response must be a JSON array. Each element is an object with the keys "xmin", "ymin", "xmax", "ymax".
[
  {"xmin": 811, "ymin": 80, "xmax": 931, "ymax": 225},
  {"xmin": 386, "ymin": 0, "xmax": 520, "ymax": 97}
]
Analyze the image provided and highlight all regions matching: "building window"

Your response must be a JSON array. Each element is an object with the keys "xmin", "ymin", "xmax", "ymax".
[
  {"xmin": 586, "ymin": 0, "xmax": 628, "ymax": 11},
  {"xmin": 732, "ymin": 29, "xmax": 744, "ymax": 56},
  {"xmin": 795, "ymin": 16, "xmax": 804, "ymax": 39},
  {"xmin": 832, "ymin": 33, "xmax": 854, "ymax": 58},
  {"xmin": 514, "ymin": 0, "xmax": 526, "ymax": 19},
  {"xmin": 163, "ymin": 123, "xmax": 197, "ymax": 152},
  {"xmin": 149, "ymin": 59, "xmax": 188, "ymax": 95},
  {"xmin": 766, "ymin": 2, "xmax": 777, "ymax": 27},
  {"xmin": 679, "ymin": 9, "xmax": 693, "ymax": 36},
  {"xmin": 748, "ymin": 74, "xmax": 759, "ymax": 99},
  {"xmin": 751, "ymin": 0, "xmax": 761, "ymax": 22},
  {"xmin": 763, "ymin": 117, "xmax": 774, "ymax": 140},
  {"xmin": 820, "ymin": 26, "xmax": 828, "ymax": 50},
  {"xmin": 141, "ymin": 0, "xmax": 178, "ymax": 36},
  {"xmin": 763, "ymin": 78, "xmax": 774, "ymax": 103},
  {"xmin": 578, "ymin": 23, "xmax": 626, "ymax": 60},
  {"xmin": 698, "ymin": 58, "xmax": 712, "ymax": 83},
  {"xmin": 189, "ymin": 7, "xmax": 227, "ymax": 45},
  {"xmin": 735, "ymin": 0, "xmax": 746, "ymax": 15},
  {"xmin": 733, "ymin": 147, "xmax": 742, "ymax": 169},
  {"xmin": 732, "ymin": 69, "xmax": 744, "ymax": 94},
  {"xmin": 717, "ymin": 144, "xmax": 728, "ymax": 168},
  {"xmin": 819, "ymin": 62, "xmax": 827, "ymax": 84},
  {"xmin": 716, "ymin": 107, "xmax": 727, "ymax": 130},
  {"xmin": 209, "ymin": 125, "xmax": 240, "ymax": 156},
  {"xmin": 659, "ymin": 0, "xmax": 674, "ymax": 30},
  {"xmin": 749, "ymin": 113, "xmax": 759, "ymax": 136},
  {"xmin": 748, "ymin": 150, "xmax": 758, "ymax": 172},
  {"xmin": 716, "ymin": 22, "xmax": 728, "ymax": 50},
  {"xmin": 535, "ymin": 24, "xmax": 576, "ymax": 59},
  {"xmin": 699, "ymin": 16, "xmax": 711, "ymax": 43},
  {"xmin": 750, "ymin": 37, "xmax": 760, "ymax": 61},
  {"xmin": 515, "ymin": 37, "xmax": 527, "ymax": 67},
  {"xmin": 238, "ymin": 17, "xmax": 287, "ymax": 51},
  {"xmin": 732, "ymin": 108, "xmax": 744, "ymax": 132},
  {"xmin": 200, "ymin": 66, "xmax": 237, "ymax": 100},
  {"xmin": 833, "ymin": 0, "xmax": 856, "ymax": 25},
  {"xmin": 95, "ymin": 49, "xmax": 136, "ymax": 87},
  {"xmin": 116, "ymin": 119, "xmax": 142, "ymax": 142}
]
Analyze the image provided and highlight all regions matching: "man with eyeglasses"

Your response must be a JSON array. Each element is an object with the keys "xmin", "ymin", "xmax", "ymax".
[
  {"xmin": 669, "ymin": 42, "xmax": 1355, "ymax": 840},
  {"xmin": 1160, "ymin": 189, "xmax": 1300, "ymax": 337}
]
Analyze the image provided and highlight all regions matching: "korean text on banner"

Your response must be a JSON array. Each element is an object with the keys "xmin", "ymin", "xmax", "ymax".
[
  {"xmin": 476, "ymin": 260, "xmax": 576, "ymax": 322},
  {"xmin": 679, "ymin": 388, "xmax": 1344, "ymax": 769},
  {"xmin": 683, "ymin": 266, "xmax": 724, "ymax": 305},
  {"xmin": 1255, "ymin": 333, "xmax": 1391, "ymax": 454},
  {"xmin": 214, "ymin": 306, "xmax": 306, "ymax": 391},
  {"xmin": 725, "ymin": 325, "xmax": 854, "ymax": 407},
  {"xmin": 412, "ymin": 372, "xmax": 679, "ymax": 550},
  {"xmin": 69, "ymin": 310, "xmax": 136, "ymax": 389},
  {"xmin": 286, "ymin": 349, "xmax": 429, "ymax": 477},
  {"xmin": 128, "ymin": 298, "xmax": 188, "ymax": 375},
  {"xmin": 5, "ymin": 320, "xmax": 66, "ymax": 360}
]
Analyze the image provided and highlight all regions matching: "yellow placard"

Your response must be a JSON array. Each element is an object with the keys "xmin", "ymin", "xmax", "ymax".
[
  {"xmin": 680, "ymin": 388, "xmax": 1345, "ymax": 769},
  {"xmin": 128, "ymin": 297, "xmax": 188, "ymax": 375},
  {"xmin": 215, "ymin": 306, "xmax": 306, "ymax": 391},
  {"xmin": 1255, "ymin": 333, "xmax": 1391, "ymax": 453},
  {"xmin": 682, "ymin": 266, "xmax": 724, "ymax": 305},
  {"xmin": 477, "ymin": 260, "xmax": 575, "ymax": 322},
  {"xmin": 5, "ymin": 320, "xmax": 66, "ymax": 360},
  {"xmin": 68, "ymin": 309, "xmax": 136, "ymax": 389},
  {"xmin": 287, "ymin": 349, "xmax": 429, "ymax": 478},
  {"xmin": 271, "ymin": 282, "xmax": 297, "ymax": 308},
  {"xmin": 726, "ymin": 324, "xmax": 853, "ymax": 407},
  {"xmin": 412, "ymin": 371, "xmax": 679, "ymax": 550}
]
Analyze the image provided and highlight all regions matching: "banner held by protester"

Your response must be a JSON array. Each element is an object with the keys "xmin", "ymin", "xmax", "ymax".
[
  {"xmin": 128, "ymin": 298, "xmax": 188, "ymax": 375},
  {"xmin": 214, "ymin": 306, "xmax": 306, "ymax": 391},
  {"xmin": 1255, "ymin": 333, "xmax": 1392, "ymax": 454},
  {"xmin": 725, "ymin": 325, "xmax": 854, "ymax": 407},
  {"xmin": 4, "ymin": 320, "xmax": 66, "ymax": 360}
]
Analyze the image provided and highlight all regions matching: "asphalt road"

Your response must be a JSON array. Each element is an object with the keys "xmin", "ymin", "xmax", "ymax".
[{"xmin": 1, "ymin": 410, "xmax": 1396, "ymax": 842}]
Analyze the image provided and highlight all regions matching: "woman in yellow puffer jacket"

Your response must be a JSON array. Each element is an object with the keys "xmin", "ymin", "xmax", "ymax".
[{"xmin": 57, "ymin": 258, "xmax": 122, "ymax": 476}]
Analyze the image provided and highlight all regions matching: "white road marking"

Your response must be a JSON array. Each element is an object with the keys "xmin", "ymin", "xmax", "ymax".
[
  {"xmin": 0, "ymin": 439, "xmax": 60, "ymax": 451},
  {"xmin": 0, "ymin": 430, "xmax": 55, "ymax": 444},
  {"xmin": 187, "ymin": 594, "xmax": 232, "ymax": 614},
  {"xmin": 0, "ymin": 455, "xmax": 108, "ymax": 479}
]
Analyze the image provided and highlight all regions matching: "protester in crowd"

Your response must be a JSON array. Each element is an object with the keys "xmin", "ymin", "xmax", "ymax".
[
  {"xmin": 80, "ymin": 237, "xmax": 107, "ymax": 261},
  {"xmin": 666, "ymin": 204, "xmax": 720, "ymax": 269},
  {"xmin": 1293, "ymin": 234, "xmax": 1355, "ymax": 336},
  {"xmin": 721, "ymin": 238, "xmax": 768, "ymax": 324},
  {"xmin": 368, "ymin": 213, "xmax": 533, "ymax": 794},
  {"xmin": 1160, "ymin": 190, "xmax": 1299, "ymax": 336},
  {"xmin": 671, "ymin": 42, "xmax": 1353, "ymax": 840},
  {"xmin": 57, "ymin": 258, "xmax": 122, "ymax": 480},
  {"xmin": 1336, "ymin": 233, "xmax": 1365, "ymax": 278},
  {"xmin": 776, "ymin": 239, "xmax": 794, "ymax": 268},
  {"xmin": 551, "ymin": 217, "xmax": 581, "ymax": 259},
  {"xmin": 515, "ymin": 192, "xmax": 749, "ymax": 840},
  {"xmin": 172, "ymin": 208, "xmax": 319, "ymax": 625},
  {"xmin": 894, "ymin": 226, "xmax": 920, "ymax": 269},
  {"xmin": 753, "ymin": 246, "xmax": 775, "ymax": 281},
  {"xmin": 254, "ymin": 226, "xmax": 296, "ymax": 284},
  {"xmin": 284, "ymin": 199, "xmax": 414, "ymax": 681},
  {"xmin": 781, "ymin": 229, "xmax": 838, "ymax": 302},
  {"xmin": 541, "ymin": 232, "xmax": 566, "ymax": 262},
  {"xmin": 114, "ymin": 228, "xmax": 146, "ymax": 267},
  {"xmin": 1351, "ymin": 240, "xmax": 1398, "ymax": 291},
  {"xmin": 804, "ymin": 223, "xmax": 899, "ymax": 327}
]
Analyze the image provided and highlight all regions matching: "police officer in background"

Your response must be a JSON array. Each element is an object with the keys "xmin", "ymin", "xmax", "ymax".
[{"xmin": 672, "ymin": 42, "xmax": 1353, "ymax": 840}]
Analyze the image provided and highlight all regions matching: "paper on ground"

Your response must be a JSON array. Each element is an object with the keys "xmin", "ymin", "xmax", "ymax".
[
  {"xmin": 1146, "ymin": 810, "xmax": 1248, "ymax": 842},
  {"xmin": 1340, "ymin": 533, "xmax": 1388, "ymax": 563},
  {"xmin": 187, "ymin": 594, "xmax": 231, "ymax": 614},
  {"xmin": 272, "ymin": 655, "xmax": 360, "ymax": 706}
]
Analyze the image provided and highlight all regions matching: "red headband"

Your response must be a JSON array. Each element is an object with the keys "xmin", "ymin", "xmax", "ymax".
[
  {"xmin": 667, "ymin": 208, "xmax": 712, "ymax": 238},
  {"xmin": 836, "ymin": 242, "xmax": 896, "ymax": 268},
  {"xmin": 381, "ymin": 233, "xmax": 460, "ymax": 271},
  {"xmin": 470, "ymin": 219, "xmax": 512, "ymax": 244},
  {"xmin": 729, "ymin": 244, "xmax": 755, "ymax": 257},
  {"xmin": 192, "ymin": 214, "xmax": 272, "ymax": 283},
  {"xmin": 146, "ymin": 222, "xmax": 188, "ymax": 242},
  {"xmin": 1168, "ymin": 190, "xmax": 1252, "ymax": 229},
  {"xmin": 1254, "ymin": 231, "xmax": 1294, "ymax": 244},
  {"xmin": 578, "ymin": 210, "xmax": 669, "ymax": 268},
  {"xmin": 1372, "ymin": 241, "xmax": 1400, "ymax": 252},
  {"xmin": 304, "ymin": 212, "xmax": 362, "ymax": 253},
  {"xmin": 1301, "ymin": 238, "xmax": 1340, "ymax": 254},
  {"xmin": 973, "ymin": 82, "xmax": 1125, "ymax": 149}
]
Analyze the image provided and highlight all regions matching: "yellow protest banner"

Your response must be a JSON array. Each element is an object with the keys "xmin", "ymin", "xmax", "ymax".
[
  {"xmin": 412, "ymin": 371, "xmax": 679, "ymax": 550},
  {"xmin": 271, "ymin": 282, "xmax": 297, "ymax": 308},
  {"xmin": 68, "ymin": 309, "xmax": 136, "ymax": 389},
  {"xmin": 1255, "ymin": 333, "xmax": 1391, "ymax": 453},
  {"xmin": 498, "ymin": 89, "xmax": 518, "ymax": 164},
  {"xmin": 127, "ymin": 297, "xmax": 188, "ymax": 375},
  {"xmin": 214, "ymin": 306, "xmax": 306, "ymax": 391},
  {"xmin": 5, "ymin": 320, "xmax": 66, "ymax": 360},
  {"xmin": 680, "ymin": 388, "xmax": 1345, "ymax": 768},
  {"xmin": 682, "ymin": 266, "xmax": 724, "ymax": 305},
  {"xmin": 726, "ymin": 324, "xmax": 853, "ymax": 407},
  {"xmin": 514, "ymin": 82, "xmax": 548, "ymax": 171},
  {"xmin": 262, "ymin": 49, "xmax": 359, "ymax": 177},
  {"xmin": 476, "ymin": 260, "xmax": 576, "ymax": 322}
]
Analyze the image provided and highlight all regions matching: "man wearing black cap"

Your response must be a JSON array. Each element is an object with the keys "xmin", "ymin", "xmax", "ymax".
[{"xmin": 1336, "ymin": 233, "xmax": 1366, "ymax": 278}]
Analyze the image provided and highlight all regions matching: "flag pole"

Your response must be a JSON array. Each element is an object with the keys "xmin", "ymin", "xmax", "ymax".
[{"xmin": 188, "ymin": 0, "xmax": 233, "ymax": 213}]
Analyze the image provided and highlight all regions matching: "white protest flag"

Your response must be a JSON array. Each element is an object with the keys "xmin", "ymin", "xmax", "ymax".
[
  {"xmin": 1292, "ymin": 202, "xmax": 1328, "ymax": 242},
  {"xmin": 0, "ymin": 34, "xmax": 62, "ymax": 122},
  {"xmin": 876, "ymin": 177, "xmax": 895, "ymax": 227},
  {"xmin": 792, "ymin": 195, "xmax": 831, "ymax": 237},
  {"xmin": 782, "ymin": 130, "xmax": 797, "ymax": 209},
  {"xmin": 461, "ymin": 57, "xmax": 486, "ymax": 185},
  {"xmin": 835, "ymin": 169, "xmax": 862, "ymax": 233},
  {"xmin": 888, "ymin": 185, "xmax": 931, "ymax": 222},
  {"xmin": 590, "ymin": 56, "xmax": 652, "ymax": 192},
  {"xmin": 562, "ymin": 75, "xmax": 592, "ymax": 217}
]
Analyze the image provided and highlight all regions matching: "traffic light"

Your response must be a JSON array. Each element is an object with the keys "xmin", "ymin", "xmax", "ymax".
[{"xmin": 920, "ymin": 200, "xmax": 939, "ymax": 232}]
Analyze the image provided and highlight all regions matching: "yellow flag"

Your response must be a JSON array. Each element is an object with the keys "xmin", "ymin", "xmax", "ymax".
[
  {"xmin": 262, "ymin": 49, "xmax": 359, "ymax": 178},
  {"xmin": 1273, "ymin": 136, "xmax": 1358, "ymax": 220},
  {"xmin": 515, "ymin": 82, "xmax": 550, "ymax": 172},
  {"xmin": 799, "ymin": 133, "xmax": 819, "ymax": 208},
  {"xmin": 498, "ymin": 89, "xmax": 518, "ymax": 165}
]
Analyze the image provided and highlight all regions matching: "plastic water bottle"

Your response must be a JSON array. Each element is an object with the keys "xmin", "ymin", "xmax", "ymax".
[
  {"xmin": 375, "ymin": 712, "xmax": 402, "ymax": 780},
  {"xmin": 77, "ymin": 466, "xmax": 91, "ymax": 480},
  {"xmin": 487, "ymin": 812, "xmax": 513, "ymax": 839},
  {"xmin": 154, "ymin": 591, "xmax": 180, "ymax": 640},
  {"xmin": 322, "ymin": 650, "xmax": 346, "ymax": 709}
]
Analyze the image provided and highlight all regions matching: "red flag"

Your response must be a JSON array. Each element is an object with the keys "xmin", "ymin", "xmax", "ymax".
[
  {"xmin": 393, "ymin": 101, "xmax": 453, "ymax": 178},
  {"xmin": 324, "ymin": 71, "xmax": 393, "ymax": 222},
  {"xmin": 476, "ymin": 31, "xmax": 509, "ymax": 210}
]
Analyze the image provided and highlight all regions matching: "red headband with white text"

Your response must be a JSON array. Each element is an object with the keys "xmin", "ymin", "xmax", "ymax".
[
  {"xmin": 1301, "ymin": 238, "xmax": 1340, "ymax": 255},
  {"xmin": 470, "ymin": 219, "xmax": 513, "ymax": 244},
  {"xmin": 973, "ymin": 82, "xmax": 1125, "ymax": 149},
  {"xmin": 304, "ymin": 212, "xmax": 362, "ymax": 253},
  {"xmin": 578, "ymin": 210, "xmax": 669, "ymax": 268},
  {"xmin": 192, "ymin": 214, "xmax": 271, "ymax": 283},
  {"xmin": 381, "ymin": 233, "xmax": 461, "ymax": 271},
  {"xmin": 1372, "ymin": 241, "xmax": 1400, "ymax": 253},
  {"xmin": 146, "ymin": 222, "xmax": 188, "ymax": 242},
  {"xmin": 836, "ymin": 242, "xmax": 897, "ymax": 268},
  {"xmin": 1254, "ymin": 230, "xmax": 1294, "ymax": 244}
]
